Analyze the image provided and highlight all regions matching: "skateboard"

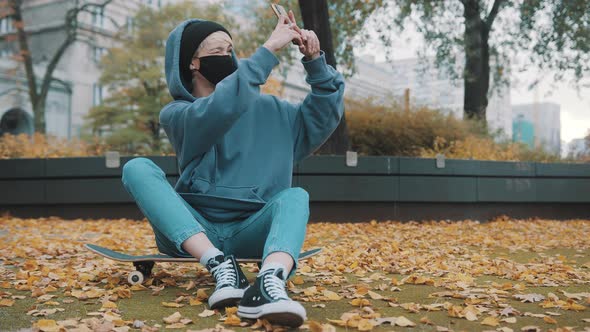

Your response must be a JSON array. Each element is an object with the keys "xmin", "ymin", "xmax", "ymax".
[{"xmin": 84, "ymin": 243, "xmax": 322, "ymax": 285}]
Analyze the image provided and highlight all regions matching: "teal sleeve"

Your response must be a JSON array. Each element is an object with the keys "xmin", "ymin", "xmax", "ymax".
[
  {"xmin": 160, "ymin": 47, "xmax": 279, "ymax": 165},
  {"xmin": 283, "ymin": 51, "xmax": 346, "ymax": 163}
]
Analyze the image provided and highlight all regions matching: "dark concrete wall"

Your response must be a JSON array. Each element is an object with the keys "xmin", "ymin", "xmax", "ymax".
[{"xmin": 1, "ymin": 155, "xmax": 589, "ymax": 221}]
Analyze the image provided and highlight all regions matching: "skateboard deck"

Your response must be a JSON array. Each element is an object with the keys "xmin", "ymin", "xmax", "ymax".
[
  {"xmin": 85, "ymin": 243, "xmax": 322, "ymax": 285},
  {"xmin": 85, "ymin": 243, "xmax": 322, "ymax": 263}
]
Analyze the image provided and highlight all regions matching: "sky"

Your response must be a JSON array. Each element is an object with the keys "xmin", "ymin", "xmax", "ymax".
[{"xmin": 355, "ymin": 19, "xmax": 590, "ymax": 145}]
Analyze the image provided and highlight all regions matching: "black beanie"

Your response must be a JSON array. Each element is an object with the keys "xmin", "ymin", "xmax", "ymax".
[{"xmin": 179, "ymin": 20, "xmax": 232, "ymax": 89}]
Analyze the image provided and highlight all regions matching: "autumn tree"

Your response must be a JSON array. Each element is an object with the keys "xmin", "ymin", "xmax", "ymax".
[
  {"xmin": 370, "ymin": 0, "xmax": 590, "ymax": 128},
  {"xmin": 85, "ymin": 1, "xmax": 256, "ymax": 154},
  {"xmin": 0, "ymin": 0, "xmax": 113, "ymax": 134}
]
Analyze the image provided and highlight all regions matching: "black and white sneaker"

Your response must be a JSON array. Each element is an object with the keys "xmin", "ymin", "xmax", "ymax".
[
  {"xmin": 205, "ymin": 254, "xmax": 249, "ymax": 309},
  {"xmin": 237, "ymin": 267, "xmax": 306, "ymax": 327}
]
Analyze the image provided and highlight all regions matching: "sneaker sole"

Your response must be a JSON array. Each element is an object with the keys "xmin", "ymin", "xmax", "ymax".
[
  {"xmin": 209, "ymin": 288, "xmax": 246, "ymax": 310},
  {"xmin": 238, "ymin": 301, "xmax": 306, "ymax": 327}
]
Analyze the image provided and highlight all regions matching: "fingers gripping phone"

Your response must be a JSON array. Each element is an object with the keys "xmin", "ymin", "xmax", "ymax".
[
  {"xmin": 270, "ymin": 3, "xmax": 300, "ymax": 45},
  {"xmin": 270, "ymin": 3, "xmax": 289, "ymax": 19}
]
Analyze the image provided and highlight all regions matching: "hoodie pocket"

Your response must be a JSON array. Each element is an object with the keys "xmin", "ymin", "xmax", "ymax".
[
  {"xmin": 189, "ymin": 176, "xmax": 212, "ymax": 194},
  {"xmin": 215, "ymin": 184, "xmax": 265, "ymax": 202},
  {"xmin": 189, "ymin": 176, "xmax": 265, "ymax": 203}
]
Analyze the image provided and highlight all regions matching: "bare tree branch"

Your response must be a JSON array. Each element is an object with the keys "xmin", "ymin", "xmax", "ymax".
[
  {"xmin": 485, "ymin": 0, "xmax": 505, "ymax": 29},
  {"xmin": 9, "ymin": 0, "xmax": 38, "ymax": 103},
  {"xmin": 38, "ymin": 0, "xmax": 114, "ymax": 109},
  {"xmin": 5, "ymin": 0, "xmax": 113, "ymax": 132}
]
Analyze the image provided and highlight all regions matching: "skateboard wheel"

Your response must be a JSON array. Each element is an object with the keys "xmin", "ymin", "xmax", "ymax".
[
  {"xmin": 128, "ymin": 271, "xmax": 144, "ymax": 285},
  {"xmin": 133, "ymin": 261, "xmax": 154, "ymax": 277}
]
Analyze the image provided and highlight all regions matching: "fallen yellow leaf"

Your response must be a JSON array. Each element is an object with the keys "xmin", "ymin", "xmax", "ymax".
[
  {"xmin": 543, "ymin": 316, "xmax": 557, "ymax": 324},
  {"xmin": 481, "ymin": 316, "xmax": 499, "ymax": 327},
  {"xmin": 0, "ymin": 299, "xmax": 15, "ymax": 307},
  {"xmin": 323, "ymin": 290, "xmax": 341, "ymax": 301},
  {"xmin": 161, "ymin": 302, "xmax": 184, "ymax": 308}
]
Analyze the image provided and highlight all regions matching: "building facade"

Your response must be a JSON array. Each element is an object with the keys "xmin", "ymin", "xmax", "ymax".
[
  {"xmin": 568, "ymin": 137, "xmax": 589, "ymax": 158},
  {"xmin": 512, "ymin": 113, "xmax": 535, "ymax": 149},
  {"xmin": 280, "ymin": 54, "xmax": 397, "ymax": 105},
  {"xmin": 511, "ymin": 102, "xmax": 561, "ymax": 155},
  {"xmin": 0, "ymin": 0, "xmax": 168, "ymax": 138}
]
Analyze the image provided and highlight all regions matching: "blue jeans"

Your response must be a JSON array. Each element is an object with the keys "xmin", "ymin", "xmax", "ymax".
[{"xmin": 121, "ymin": 157, "xmax": 309, "ymax": 277}]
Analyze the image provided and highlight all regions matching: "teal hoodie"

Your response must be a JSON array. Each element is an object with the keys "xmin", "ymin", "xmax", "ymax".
[{"xmin": 160, "ymin": 19, "xmax": 345, "ymax": 222}]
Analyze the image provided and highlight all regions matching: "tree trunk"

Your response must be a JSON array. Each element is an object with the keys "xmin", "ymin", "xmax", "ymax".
[
  {"xmin": 149, "ymin": 120, "xmax": 161, "ymax": 152},
  {"xmin": 32, "ymin": 99, "xmax": 46, "ymax": 134},
  {"xmin": 298, "ymin": 0, "xmax": 350, "ymax": 155},
  {"xmin": 9, "ymin": 0, "xmax": 46, "ymax": 133},
  {"xmin": 462, "ymin": 0, "xmax": 489, "ymax": 129},
  {"xmin": 7, "ymin": 0, "xmax": 112, "ymax": 135}
]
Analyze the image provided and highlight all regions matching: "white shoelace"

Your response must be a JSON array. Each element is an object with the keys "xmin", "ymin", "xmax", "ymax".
[
  {"xmin": 263, "ymin": 273, "xmax": 289, "ymax": 300},
  {"xmin": 210, "ymin": 259, "xmax": 237, "ymax": 290}
]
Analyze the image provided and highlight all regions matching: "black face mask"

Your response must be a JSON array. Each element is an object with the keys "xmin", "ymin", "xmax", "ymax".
[{"xmin": 197, "ymin": 55, "xmax": 237, "ymax": 85}]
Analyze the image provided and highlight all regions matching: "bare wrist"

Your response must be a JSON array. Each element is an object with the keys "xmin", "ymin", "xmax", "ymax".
[
  {"xmin": 263, "ymin": 43, "xmax": 278, "ymax": 54},
  {"xmin": 304, "ymin": 52, "xmax": 320, "ymax": 61}
]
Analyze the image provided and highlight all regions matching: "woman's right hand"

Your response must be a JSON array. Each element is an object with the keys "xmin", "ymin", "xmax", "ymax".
[{"xmin": 263, "ymin": 14, "xmax": 303, "ymax": 54}]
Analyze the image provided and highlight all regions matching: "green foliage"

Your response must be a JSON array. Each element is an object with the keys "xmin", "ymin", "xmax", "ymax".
[
  {"xmin": 383, "ymin": 0, "xmax": 590, "ymax": 89},
  {"xmin": 518, "ymin": 1, "xmax": 590, "ymax": 84},
  {"xmin": 84, "ymin": 1, "xmax": 242, "ymax": 155}
]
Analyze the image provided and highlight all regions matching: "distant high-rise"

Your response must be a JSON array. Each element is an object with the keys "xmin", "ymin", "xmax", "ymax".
[
  {"xmin": 512, "ymin": 114, "xmax": 535, "ymax": 148},
  {"xmin": 512, "ymin": 102, "xmax": 561, "ymax": 155},
  {"xmin": 568, "ymin": 137, "xmax": 589, "ymax": 158}
]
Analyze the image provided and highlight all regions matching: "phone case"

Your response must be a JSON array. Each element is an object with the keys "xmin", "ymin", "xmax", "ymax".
[{"xmin": 271, "ymin": 4, "xmax": 288, "ymax": 18}]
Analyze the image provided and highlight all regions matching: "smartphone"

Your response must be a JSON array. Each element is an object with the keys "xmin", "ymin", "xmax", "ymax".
[
  {"xmin": 270, "ymin": 3, "xmax": 288, "ymax": 19},
  {"xmin": 270, "ymin": 3, "xmax": 300, "ymax": 45}
]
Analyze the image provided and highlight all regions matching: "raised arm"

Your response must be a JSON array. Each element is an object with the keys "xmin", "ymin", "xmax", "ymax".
[
  {"xmin": 160, "ymin": 15, "xmax": 303, "ymax": 169},
  {"xmin": 284, "ymin": 51, "xmax": 345, "ymax": 163},
  {"xmin": 160, "ymin": 46, "xmax": 277, "ymax": 163}
]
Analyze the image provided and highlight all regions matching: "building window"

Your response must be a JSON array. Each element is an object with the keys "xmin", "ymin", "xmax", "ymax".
[
  {"xmin": 0, "ymin": 48, "xmax": 14, "ymax": 58},
  {"xmin": 0, "ymin": 16, "xmax": 14, "ymax": 33},
  {"xmin": 126, "ymin": 16, "xmax": 134, "ymax": 34},
  {"xmin": 91, "ymin": 7, "xmax": 104, "ymax": 28},
  {"xmin": 93, "ymin": 47, "xmax": 107, "ymax": 62},
  {"xmin": 93, "ymin": 83, "xmax": 104, "ymax": 106}
]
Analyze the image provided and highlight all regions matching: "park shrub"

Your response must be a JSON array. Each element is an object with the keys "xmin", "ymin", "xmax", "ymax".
[
  {"xmin": 0, "ymin": 99, "xmax": 579, "ymax": 163},
  {"xmin": 419, "ymin": 135, "xmax": 562, "ymax": 162},
  {"xmin": 345, "ymin": 96, "xmax": 567, "ymax": 163},
  {"xmin": 0, "ymin": 133, "xmax": 109, "ymax": 159},
  {"xmin": 346, "ymin": 97, "xmax": 482, "ymax": 156}
]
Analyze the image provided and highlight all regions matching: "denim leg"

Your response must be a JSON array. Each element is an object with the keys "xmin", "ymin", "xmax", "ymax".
[
  {"xmin": 121, "ymin": 157, "xmax": 219, "ymax": 257},
  {"xmin": 223, "ymin": 187, "xmax": 310, "ymax": 278}
]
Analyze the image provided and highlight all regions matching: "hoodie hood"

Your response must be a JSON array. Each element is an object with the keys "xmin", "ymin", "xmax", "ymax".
[{"xmin": 164, "ymin": 18, "xmax": 239, "ymax": 102}]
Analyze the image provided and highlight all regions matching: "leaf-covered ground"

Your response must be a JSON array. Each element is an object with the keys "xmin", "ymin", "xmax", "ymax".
[{"xmin": 0, "ymin": 215, "xmax": 589, "ymax": 332}]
